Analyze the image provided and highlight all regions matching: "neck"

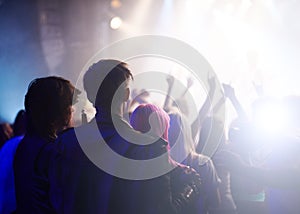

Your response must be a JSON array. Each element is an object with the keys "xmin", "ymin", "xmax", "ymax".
[{"xmin": 96, "ymin": 102, "xmax": 124, "ymax": 118}]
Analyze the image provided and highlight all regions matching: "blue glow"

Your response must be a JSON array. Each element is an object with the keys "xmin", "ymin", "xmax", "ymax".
[{"xmin": 0, "ymin": 0, "xmax": 49, "ymax": 123}]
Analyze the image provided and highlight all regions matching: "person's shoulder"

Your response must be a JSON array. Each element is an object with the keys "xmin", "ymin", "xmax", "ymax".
[
  {"xmin": 0, "ymin": 135, "xmax": 23, "ymax": 154},
  {"xmin": 55, "ymin": 123, "xmax": 105, "ymax": 160},
  {"xmin": 56, "ymin": 123, "xmax": 95, "ymax": 143},
  {"xmin": 55, "ymin": 127, "xmax": 77, "ymax": 149},
  {"xmin": 5, "ymin": 135, "xmax": 24, "ymax": 144},
  {"xmin": 57, "ymin": 127, "xmax": 75, "ymax": 139},
  {"xmin": 55, "ymin": 126, "xmax": 82, "ymax": 153},
  {"xmin": 112, "ymin": 115, "xmax": 156, "ymax": 146},
  {"xmin": 189, "ymin": 153, "xmax": 221, "ymax": 185}
]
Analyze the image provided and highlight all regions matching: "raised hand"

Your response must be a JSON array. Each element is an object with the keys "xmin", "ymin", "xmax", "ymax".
[
  {"xmin": 166, "ymin": 75, "xmax": 175, "ymax": 88},
  {"xmin": 252, "ymin": 81, "xmax": 264, "ymax": 97},
  {"xmin": 164, "ymin": 75, "xmax": 175, "ymax": 112},
  {"xmin": 222, "ymin": 83, "xmax": 248, "ymax": 120},
  {"xmin": 222, "ymin": 83, "xmax": 235, "ymax": 99}
]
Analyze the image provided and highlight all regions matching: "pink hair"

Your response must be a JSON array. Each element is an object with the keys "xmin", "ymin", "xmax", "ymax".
[{"xmin": 130, "ymin": 104, "xmax": 170, "ymax": 141}]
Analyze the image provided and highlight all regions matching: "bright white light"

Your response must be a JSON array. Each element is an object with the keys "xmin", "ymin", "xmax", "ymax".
[
  {"xmin": 110, "ymin": 17, "xmax": 122, "ymax": 29},
  {"xmin": 126, "ymin": 0, "xmax": 152, "ymax": 32},
  {"xmin": 155, "ymin": 0, "xmax": 173, "ymax": 34},
  {"xmin": 253, "ymin": 102, "xmax": 288, "ymax": 133}
]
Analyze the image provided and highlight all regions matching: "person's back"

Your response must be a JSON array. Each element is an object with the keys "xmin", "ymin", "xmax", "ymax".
[
  {"xmin": 168, "ymin": 113, "xmax": 222, "ymax": 213},
  {"xmin": 264, "ymin": 136, "xmax": 300, "ymax": 214},
  {"xmin": 0, "ymin": 110, "xmax": 26, "ymax": 213},
  {"xmin": 14, "ymin": 134, "xmax": 56, "ymax": 213},
  {"xmin": 53, "ymin": 60, "xmax": 204, "ymax": 213},
  {"xmin": 52, "ymin": 60, "xmax": 176, "ymax": 213},
  {"xmin": 0, "ymin": 135, "xmax": 23, "ymax": 214},
  {"xmin": 54, "ymin": 124, "xmax": 112, "ymax": 213},
  {"xmin": 54, "ymin": 112, "xmax": 174, "ymax": 213},
  {"xmin": 13, "ymin": 76, "xmax": 78, "ymax": 213},
  {"xmin": 129, "ymin": 103, "xmax": 203, "ymax": 214}
]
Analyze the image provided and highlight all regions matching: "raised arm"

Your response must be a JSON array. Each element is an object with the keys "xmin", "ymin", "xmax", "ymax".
[
  {"xmin": 191, "ymin": 76, "xmax": 216, "ymax": 140},
  {"xmin": 163, "ymin": 75, "xmax": 175, "ymax": 112},
  {"xmin": 222, "ymin": 83, "xmax": 248, "ymax": 121}
]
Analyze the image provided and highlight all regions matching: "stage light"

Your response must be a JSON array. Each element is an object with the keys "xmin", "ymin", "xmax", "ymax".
[
  {"xmin": 111, "ymin": 0, "xmax": 121, "ymax": 9},
  {"xmin": 110, "ymin": 16, "xmax": 122, "ymax": 29},
  {"xmin": 253, "ymin": 102, "xmax": 288, "ymax": 134}
]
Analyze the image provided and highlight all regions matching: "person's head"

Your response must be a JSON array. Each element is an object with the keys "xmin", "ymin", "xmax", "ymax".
[
  {"xmin": 130, "ymin": 104, "xmax": 170, "ymax": 141},
  {"xmin": 83, "ymin": 59, "xmax": 133, "ymax": 112},
  {"xmin": 0, "ymin": 123, "xmax": 13, "ymax": 148},
  {"xmin": 13, "ymin": 109, "xmax": 26, "ymax": 136},
  {"xmin": 25, "ymin": 76, "xmax": 80, "ymax": 140}
]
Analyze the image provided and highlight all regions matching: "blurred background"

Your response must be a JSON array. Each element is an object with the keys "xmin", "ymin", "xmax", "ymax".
[{"xmin": 1, "ymin": 0, "xmax": 300, "ymax": 124}]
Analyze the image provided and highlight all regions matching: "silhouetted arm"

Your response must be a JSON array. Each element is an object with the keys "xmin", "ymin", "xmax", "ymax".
[
  {"xmin": 252, "ymin": 81, "xmax": 264, "ymax": 97},
  {"xmin": 222, "ymin": 83, "xmax": 248, "ymax": 121},
  {"xmin": 163, "ymin": 75, "xmax": 175, "ymax": 112},
  {"xmin": 191, "ymin": 77, "xmax": 216, "ymax": 140}
]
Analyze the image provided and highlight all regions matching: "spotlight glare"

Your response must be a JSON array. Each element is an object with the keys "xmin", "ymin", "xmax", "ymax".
[
  {"xmin": 110, "ymin": 16, "xmax": 122, "ymax": 29},
  {"xmin": 111, "ymin": 0, "xmax": 122, "ymax": 9},
  {"xmin": 254, "ymin": 103, "xmax": 288, "ymax": 133}
]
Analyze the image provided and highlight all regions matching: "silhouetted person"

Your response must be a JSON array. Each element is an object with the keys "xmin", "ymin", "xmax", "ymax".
[
  {"xmin": 53, "ymin": 59, "xmax": 202, "ymax": 214},
  {"xmin": 168, "ymin": 112, "xmax": 222, "ymax": 214},
  {"xmin": 12, "ymin": 110, "xmax": 26, "ymax": 137},
  {"xmin": 0, "ymin": 110, "xmax": 26, "ymax": 214},
  {"xmin": 13, "ymin": 76, "xmax": 79, "ymax": 213},
  {"xmin": 197, "ymin": 117, "xmax": 237, "ymax": 214},
  {"xmin": 130, "ymin": 103, "xmax": 204, "ymax": 213},
  {"xmin": 219, "ymin": 146, "xmax": 300, "ymax": 214}
]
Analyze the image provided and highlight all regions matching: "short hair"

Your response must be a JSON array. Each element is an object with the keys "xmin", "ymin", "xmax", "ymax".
[
  {"xmin": 83, "ymin": 59, "xmax": 133, "ymax": 109},
  {"xmin": 130, "ymin": 104, "xmax": 170, "ymax": 141},
  {"xmin": 25, "ymin": 76, "xmax": 80, "ymax": 140}
]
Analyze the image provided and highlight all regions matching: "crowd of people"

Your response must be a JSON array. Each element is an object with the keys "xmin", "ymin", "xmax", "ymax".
[{"xmin": 0, "ymin": 59, "xmax": 299, "ymax": 214}]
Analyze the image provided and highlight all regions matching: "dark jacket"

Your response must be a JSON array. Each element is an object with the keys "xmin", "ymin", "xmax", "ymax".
[
  {"xmin": 14, "ymin": 134, "xmax": 56, "ymax": 214},
  {"xmin": 51, "ymin": 113, "xmax": 202, "ymax": 214}
]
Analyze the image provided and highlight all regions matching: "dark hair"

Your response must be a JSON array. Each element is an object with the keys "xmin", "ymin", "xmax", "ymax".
[
  {"xmin": 25, "ymin": 76, "xmax": 80, "ymax": 140},
  {"xmin": 83, "ymin": 59, "xmax": 133, "ymax": 110},
  {"xmin": 13, "ymin": 109, "xmax": 26, "ymax": 136}
]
